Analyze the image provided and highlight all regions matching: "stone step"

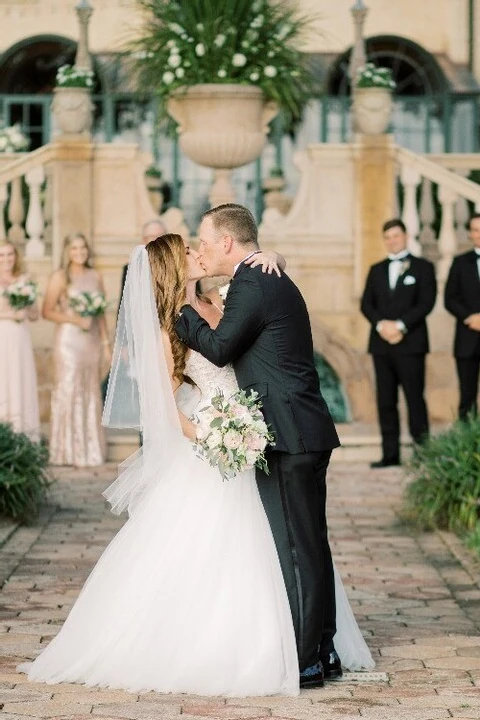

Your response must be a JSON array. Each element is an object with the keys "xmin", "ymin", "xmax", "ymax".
[{"xmin": 105, "ymin": 425, "xmax": 422, "ymax": 464}]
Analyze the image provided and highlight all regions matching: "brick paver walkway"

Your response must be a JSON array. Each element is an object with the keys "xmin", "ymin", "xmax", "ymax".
[{"xmin": 1, "ymin": 462, "xmax": 479, "ymax": 719}]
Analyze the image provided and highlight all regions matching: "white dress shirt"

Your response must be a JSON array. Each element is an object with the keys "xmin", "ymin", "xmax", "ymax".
[
  {"xmin": 388, "ymin": 250, "xmax": 410, "ymax": 290},
  {"xmin": 233, "ymin": 251, "xmax": 260, "ymax": 276}
]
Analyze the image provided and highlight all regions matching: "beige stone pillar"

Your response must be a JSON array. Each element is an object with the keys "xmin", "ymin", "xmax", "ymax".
[
  {"xmin": 353, "ymin": 134, "xmax": 396, "ymax": 294},
  {"xmin": 47, "ymin": 139, "xmax": 94, "ymax": 269}
]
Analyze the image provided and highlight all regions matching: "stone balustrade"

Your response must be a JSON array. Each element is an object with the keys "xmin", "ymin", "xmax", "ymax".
[{"xmin": 1, "ymin": 138, "xmax": 480, "ymax": 428}]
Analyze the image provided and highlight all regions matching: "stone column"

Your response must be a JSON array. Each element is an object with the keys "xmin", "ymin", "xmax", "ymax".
[
  {"xmin": 349, "ymin": 0, "xmax": 369, "ymax": 133},
  {"xmin": 353, "ymin": 134, "xmax": 396, "ymax": 295},
  {"xmin": 75, "ymin": 0, "xmax": 94, "ymax": 71},
  {"xmin": 47, "ymin": 140, "xmax": 95, "ymax": 268}
]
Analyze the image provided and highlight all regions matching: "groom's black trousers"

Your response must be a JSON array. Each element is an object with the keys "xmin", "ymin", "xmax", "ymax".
[{"xmin": 256, "ymin": 450, "xmax": 335, "ymax": 672}]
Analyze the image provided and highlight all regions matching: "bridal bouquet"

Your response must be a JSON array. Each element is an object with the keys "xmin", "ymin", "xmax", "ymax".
[
  {"xmin": 68, "ymin": 290, "xmax": 108, "ymax": 318},
  {"xmin": 194, "ymin": 388, "xmax": 275, "ymax": 480},
  {"xmin": 3, "ymin": 279, "xmax": 38, "ymax": 309}
]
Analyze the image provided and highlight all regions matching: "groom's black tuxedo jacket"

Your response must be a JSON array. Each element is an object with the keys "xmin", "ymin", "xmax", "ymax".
[
  {"xmin": 444, "ymin": 250, "xmax": 480, "ymax": 358},
  {"xmin": 175, "ymin": 263, "xmax": 340, "ymax": 454},
  {"xmin": 360, "ymin": 254, "xmax": 437, "ymax": 355}
]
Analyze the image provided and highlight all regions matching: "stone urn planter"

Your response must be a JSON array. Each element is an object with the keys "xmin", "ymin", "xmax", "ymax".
[
  {"xmin": 167, "ymin": 84, "xmax": 278, "ymax": 206},
  {"xmin": 51, "ymin": 87, "xmax": 93, "ymax": 136},
  {"xmin": 352, "ymin": 87, "xmax": 393, "ymax": 135}
]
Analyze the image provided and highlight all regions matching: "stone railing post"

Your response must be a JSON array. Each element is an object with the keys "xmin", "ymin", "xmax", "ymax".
[
  {"xmin": 400, "ymin": 164, "xmax": 422, "ymax": 255},
  {"xmin": 418, "ymin": 177, "xmax": 436, "ymax": 260},
  {"xmin": 0, "ymin": 183, "xmax": 8, "ymax": 241},
  {"xmin": 25, "ymin": 165, "xmax": 46, "ymax": 258},
  {"xmin": 7, "ymin": 177, "xmax": 25, "ymax": 244},
  {"xmin": 437, "ymin": 185, "xmax": 459, "ymax": 282}
]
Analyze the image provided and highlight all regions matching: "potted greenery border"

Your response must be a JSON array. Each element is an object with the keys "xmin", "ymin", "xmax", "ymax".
[
  {"xmin": 403, "ymin": 414, "xmax": 480, "ymax": 556},
  {"xmin": 0, "ymin": 422, "xmax": 51, "ymax": 522},
  {"xmin": 131, "ymin": 0, "xmax": 315, "ymax": 204},
  {"xmin": 352, "ymin": 62, "xmax": 396, "ymax": 135},
  {"xmin": 51, "ymin": 64, "xmax": 95, "ymax": 136}
]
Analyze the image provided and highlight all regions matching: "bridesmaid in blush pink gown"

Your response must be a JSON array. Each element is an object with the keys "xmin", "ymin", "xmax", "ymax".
[
  {"xmin": 43, "ymin": 233, "xmax": 111, "ymax": 467},
  {"xmin": 0, "ymin": 241, "xmax": 40, "ymax": 440}
]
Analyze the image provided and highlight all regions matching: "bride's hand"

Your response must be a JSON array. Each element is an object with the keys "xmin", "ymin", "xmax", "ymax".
[{"xmin": 244, "ymin": 250, "xmax": 286, "ymax": 277}]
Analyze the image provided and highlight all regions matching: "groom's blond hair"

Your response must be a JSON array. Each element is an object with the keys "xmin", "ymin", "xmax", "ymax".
[{"xmin": 202, "ymin": 204, "xmax": 258, "ymax": 249}]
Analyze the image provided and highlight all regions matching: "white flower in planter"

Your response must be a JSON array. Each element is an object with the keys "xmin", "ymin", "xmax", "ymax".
[
  {"xmin": 232, "ymin": 53, "xmax": 247, "ymax": 67},
  {"xmin": 0, "ymin": 124, "xmax": 30, "ymax": 153}
]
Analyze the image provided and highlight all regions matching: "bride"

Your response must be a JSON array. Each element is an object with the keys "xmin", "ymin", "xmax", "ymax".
[{"xmin": 19, "ymin": 235, "xmax": 374, "ymax": 697}]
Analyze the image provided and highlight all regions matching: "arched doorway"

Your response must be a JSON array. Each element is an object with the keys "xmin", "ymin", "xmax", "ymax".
[
  {"xmin": 325, "ymin": 35, "xmax": 480, "ymax": 152},
  {"xmin": 327, "ymin": 35, "xmax": 449, "ymax": 97},
  {"xmin": 0, "ymin": 35, "xmax": 102, "ymax": 149}
]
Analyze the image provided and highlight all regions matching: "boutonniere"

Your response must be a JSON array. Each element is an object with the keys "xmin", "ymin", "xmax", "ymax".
[
  {"xmin": 399, "ymin": 259, "xmax": 411, "ymax": 276},
  {"xmin": 218, "ymin": 283, "xmax": 230, "ymax": 305}
]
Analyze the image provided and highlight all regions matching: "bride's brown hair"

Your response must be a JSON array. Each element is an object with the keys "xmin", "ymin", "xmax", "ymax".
[{"xmin": 146, "ymin": 233, "xmax": 188, "ymax": 383}]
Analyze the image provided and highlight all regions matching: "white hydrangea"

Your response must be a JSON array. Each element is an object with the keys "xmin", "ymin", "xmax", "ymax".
[
  {"xmin": 0, "ymin": 124, "xmax": 29, "ymax": 153},
  {"xmin": 218, "ymin": 69, "xmax": 227, "ymax": 78},
  {"xmin": 264, "ymin": 65, "xmax": 277, "ymax": 78},
  {"xmin": 162, "ymin": 71, "xmax": 175, "ymax": 84},
  {"xmin": 232, "ymin": 53, "xmax": 247, "ymax": 67},
  {"xmin": 214, "ymin": 34, "xmax": 226, "ymax": 48},
  {"xmin": 168, "ymin": 53, "xmax": 181, "ymax": 68},
  {"xmin": 195, "ymin": 43, "xmax": 205, "ymax": 57}
]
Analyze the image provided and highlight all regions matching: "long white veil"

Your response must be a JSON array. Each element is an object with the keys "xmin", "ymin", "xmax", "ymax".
[{"xmin": 101, "ymin": 245, "xmax": 185, "ymax": 514}]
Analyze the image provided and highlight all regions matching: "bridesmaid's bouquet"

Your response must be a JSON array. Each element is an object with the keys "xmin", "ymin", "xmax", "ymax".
[
  {"xmin": 194, "ymin": 388, "xmax": 275, "ymax": 480},
  {"xmin": 3, "ymin": 279, "xmax": 38, "ymax": 309},
  {"xmin": 68, "ymin": 290, "xmax": 107, "ymax": 318}
]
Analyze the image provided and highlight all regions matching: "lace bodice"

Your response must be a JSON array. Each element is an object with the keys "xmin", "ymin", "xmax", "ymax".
[{"xmin": 185, "ymin": 350, "xmax": 238, "ymax": 403}]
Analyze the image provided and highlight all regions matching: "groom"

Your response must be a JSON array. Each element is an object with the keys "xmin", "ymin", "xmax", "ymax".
[{"xmin": 175, "ymin": 204, "xmax": 341, "ymax": 688}]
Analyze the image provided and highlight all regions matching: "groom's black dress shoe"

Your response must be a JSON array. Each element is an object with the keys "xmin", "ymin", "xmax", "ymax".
[
  {"xmin": 299, "ymin": 660, "xmax": 324, "ymax": 689},
  {"xmin": 370, "ymin": 458, "xmax": 401, "ymax": 468},
  {"xmin": 320, "ymin": 650, "xmax": 343, "ymax": 680}
]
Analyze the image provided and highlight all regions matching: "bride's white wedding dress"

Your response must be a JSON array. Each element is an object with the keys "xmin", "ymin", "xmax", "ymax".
[
  {"xmin": 19, "ymin": 351, "xmax": 373, "ymax": 696},
  {"xmin": 19, "ymin": 247, "xmax": 374, "ymax": 697}
]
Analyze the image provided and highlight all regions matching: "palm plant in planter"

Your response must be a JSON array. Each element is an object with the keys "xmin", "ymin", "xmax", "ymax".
[{"xmin": 130, "ymin": 0, "xmax": 316, "ymax": 205}]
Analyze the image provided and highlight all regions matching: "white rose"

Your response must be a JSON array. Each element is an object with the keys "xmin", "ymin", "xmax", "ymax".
[
  {"xmin": 232, "ymin": 53, "xmax": 247, "ymax": 67},
  {"xmin": 214, "ymin": 34, "xmax": 226, "ymax": 48},
  {"xmin": 195, "ymin": 43, "xmax": 205, "ymax": 57},
  {"xmin": 245, "ymin": 449, "xmax": 259, "ymax": 466},
  {"xmin": 175, "ymin": 67, "xmax": 185, "ymax": 78},
  {"xmin": 224, "ymin": 429, "xmax": 242, "ymax": 450},
  {"xmin": 249, "ymin": 71, "xmax": 259, "ymax": 82},
  {"xmin": 163, "ymin": 71, "xmax": 175, "ymax": 84},
  {"xmin": 217, "ymin": 69, "xmax": 227, "ymax": 78},
  {"xmin": 264, "ymin": 65, "xmax": 277, "ymax": 78},
  {"xmin": 206, "ymin": 429, "xmax": 223, "ymax": 450}
]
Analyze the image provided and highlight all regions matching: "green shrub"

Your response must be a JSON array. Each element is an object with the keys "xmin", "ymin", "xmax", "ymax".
[
  {"xmin": 404, "ymin": 415, "xmax": 480, "ymax": 534},
  {"xmin": 466, "ymin": 521, "xmax": 480, "ymax": 555},
  {"xmin": 0, "ymin": 422, "xmax": 52, "ymax": 522}
]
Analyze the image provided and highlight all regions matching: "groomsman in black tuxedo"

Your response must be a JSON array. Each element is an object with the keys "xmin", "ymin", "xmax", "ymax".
[
  {"xmin": 361, "ymin": 218, "xmax": 437, "ymax": 468},
  {"xmin": 444, "ymin": 214, "xmax": 480, "ymax": 419}
]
